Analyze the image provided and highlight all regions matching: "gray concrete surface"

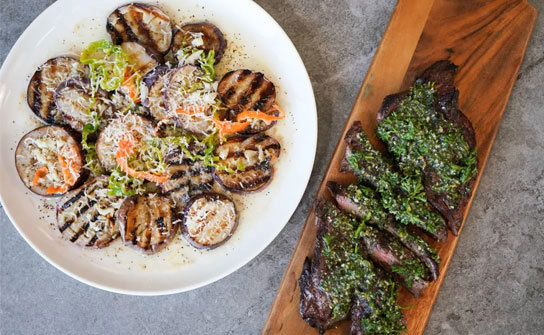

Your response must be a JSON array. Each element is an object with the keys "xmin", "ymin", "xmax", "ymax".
[{"xmin": 1, "ymin": 0, "xmax": 543, "ymax": 334}]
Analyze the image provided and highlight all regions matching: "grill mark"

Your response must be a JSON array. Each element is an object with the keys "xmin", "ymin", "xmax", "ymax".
[
  {"xmin": 116, "ymin": 10, "xmax": 138, "ymax": 43},
  {"xmin": 86, "ymin": 234, "xmax": 99, "ymax": 247},
  {"xmin": 156, "ymin": 217, "xmax": 165, "ymax": 231},
  {"xmin": 224, "ymin": 87, "xmax": 236, "ymax": 100},
  {"xmin": 171, "ymin": 170, "xmax": 186, "ymax": 179},
  {"xmin": 70, "ymin": 222, "xmax": 89, "ymax": 243},
  {"xmin": 73, "ymin": 200, "xmax": 97, "ymax": 220},
  {"xmin": 264, "ymin": 143, "xmax": 281, "ymax": 151},
  {"xmin": 135, "ymin": 9, "xmax": 156, "ymax": 51},
  {"xmin": 59, "ymin": 220, "xmax": 73, "ymax": 233}
]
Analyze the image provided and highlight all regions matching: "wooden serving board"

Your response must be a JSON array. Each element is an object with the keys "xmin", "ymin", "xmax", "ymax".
[{"xmin": 263, "ymin": 0, "xmax": 537, "ymax": 334}]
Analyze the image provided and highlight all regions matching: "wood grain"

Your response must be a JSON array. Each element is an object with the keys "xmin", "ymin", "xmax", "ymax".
[{"xmin": 263, "ymin": 0, "xmax": 537, "ymax": 334}]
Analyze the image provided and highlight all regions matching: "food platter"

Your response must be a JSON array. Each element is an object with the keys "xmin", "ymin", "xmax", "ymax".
[
  {"xmin": 264, "ymin": 0, "xmax": 536, "ymax": 333},
  {"xmin": 0, "ymin": 0, "xmax": 317, "ymax": 295}
]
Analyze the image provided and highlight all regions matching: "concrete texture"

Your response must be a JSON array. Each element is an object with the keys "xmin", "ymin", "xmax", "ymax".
[{"xmin": 1, "ymin": 0, "xmax": 542, "ymax": 334}]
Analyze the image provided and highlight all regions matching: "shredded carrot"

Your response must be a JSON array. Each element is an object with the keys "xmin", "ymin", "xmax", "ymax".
[
  {"xmin": 175, "ymin": 105, "xmax": 207, "ymax": 116},
  {"xmin": 46, "ymin": 185, "xmax": 68, "ymax": 195},
  {"xmin": 33, "ymin": 166, "xmax": 48, "ymax": 187},
  {"xmin": 236, "ymin": 103, "xmax": 286, "ymax": 123},
  {"xmin": 116, "ymin": 134, "xmax": 171, "ymax": 184},
  {"xmin": 122, "ymin": 68, "xmax": 141, "ymax": 102},
  {"xmin": 211, "ymin": 118, "xmax": 250, "ymax": 136}
]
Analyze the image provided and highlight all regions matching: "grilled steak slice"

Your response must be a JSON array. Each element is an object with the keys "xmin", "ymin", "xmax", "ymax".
[
  {"xmin": 172, "ymin": 22, "xmax": 226, "ymax": 63},
  {"xmin": 57, "ymin": 177, "xmax": 123, "ymax": 248},
  {"xmin": 27, "ymin": 56, "xmax": 86, "ymax": 124},
  {"xmin": 214, "ymin": 134, "xmax": 281, "ymax": 192},
  {"xmin": 15, "ymin": 126, "xmax": 84, "ymax": 196},
  {"xmin": 95, "ymin": 114, "xmax": 156, "ymax": 172},
  {"xmin": 343, "ymin": 121, "xmax": 448, "ymax": 241},
  {"xmin": 356, "ymin": 221, "xmax": 429, "ymax": 296},
  {"xmin": 327, "ymin": 181, "xmax": 440, "ymax": 281},
  {"xmin": 106, "ymin": 3, "xmax": 173, "ymax": 58},
  {"xmin": 54, "ymin": 78, "xmax": 114, "ymax": 132},
  {"xmin": 376, "ymin": 60, "xmax": 478, "ymax": 234},
  {"xmin": 164, "ymin": 65, "xmax": 216, "ymax": 134},
  {"xmin": 121, "ymin": 42, "xmax": 158, "ymax": 76},
  {"xmin": 299, "ymin": 199, "xmax": 405, "ymax": 333},
  {"xmin": 160, "ymin": 160, "xmax": 214, "ymax": 193},
  {"xmin": 217, "ymin": 69, "xmax": 276, "ymax": 113},
  {"xmin": 117, "ymin": 194, "xmax": 177, "ymax": 254},
  {"xmin": 182, "ymin": 193, "xmax": 237, "ymax": 249}
]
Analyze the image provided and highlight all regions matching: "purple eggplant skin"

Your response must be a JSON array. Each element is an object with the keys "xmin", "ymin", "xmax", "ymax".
[
  {"xmin": 15, "ymin": 125, "xmax": 87, "ymax": 197},
  {"xmin": 106, "ymin": 3, "xmax": 173, "ymax": 59},
  {"xmin": 181, "ymin": 193, "xmax": 238, "ymax": 250},
  {"xmin": 141, "ymin": 64, "xmax": 170, "ymax": 109},
  {"xmin": 27, "ymin": 56, "xmax": 87, "ymax": 125},
  {"xmin": 172, "ymin": 22, "xmax": 227, "ymax": 63},
  {"xmin": 213, "ymin": 134, "xmax": 281, "ymax": 193}
]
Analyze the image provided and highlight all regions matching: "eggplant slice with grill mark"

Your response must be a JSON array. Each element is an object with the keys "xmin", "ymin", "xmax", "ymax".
[
  {"xmin": 172, "ymin": 22, "xmax": 226, "ymax": 63},
  {"xmin": 57, "ymin": 177, "xmax": 123, "ymax": 248},
  {"xmin": 160, "ymin": 160, "xmax": 214, "ymax": 194},
  {"xmin": 142, "ymin": 65, "xmax": 172, "ymax": 121},
  {"xmin": 27, "ymin": 56, "xmax": 87, "ymax": 124},
  {"xmin": 117, "ymin": 194, "xmax": 177, "ymax": 254},
  {"xmin": 95, "ymin": 114, "xmax": 156, "ymax": 172},
  {"xmin": 15, "ymin": 125, "xmax": 85, "ymax": 197},
  {"xmin": 54, "ymin": 78, "xmax": 114, "ymax": 133},
  {"xmin": 214, "ymin": 134, "xmax": 281, "ymax": 193},
  {"xmin": 182, "ymin": 193, "xmax": 237, "ymax": 249},
  {"xmin": 106, "ymin": 3, "xmax": 173, "ymax": 59},
  {"xmin": 218, "ymin": 69, "xmax": 278, "ymax": 134},
  {"xmin": 164, "ymin": 65, "xmax": 215, "ymax": 133},
  {"xmin": 121, "ymin": 41, "xmax": 159, "ymax": 76}
]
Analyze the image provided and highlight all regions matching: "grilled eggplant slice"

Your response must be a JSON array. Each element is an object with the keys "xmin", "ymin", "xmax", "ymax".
[
  {"xmin": 57, "ymin": 176, "xmax": 123, "ymax": 248},
  {"xmin": 218, "ymin": 69, "xmax": 276, "ymax": 112},
  {"xmin": 117, "ymin": 194, "xmax": 177, "ymax": 254},
  {"xmin": 182, "ymin": 193, "xmax": 237, "ymax": 249},
  {"xmin": 172, "ymin": 22, "xmax": 226, "ymax": 63},
  {"xmin": 142, "ymin": 65, "xmax": 171, "ymax": 121},
  {"xmin": 27, "ymin": 56, "xmax": 87, "ymax": 124},
  {"xmin": 54, "ymin": 78, "xmax": 114, "ymax": 132},
  {"xmin": 15, "ymin": 126, "xmax": 84, "ymax": 196},
  {"xmin": 214, "ymin": 134, "xmax": 281, "ymax": 192},
  {"xmin": 160, "ymin": 160, "xmax": 214, "ymax": 193},
  {"xmin": 95, "ymin": 114, "xmax": 156, "ymax": 172},
  {"xmin": 121, "ymin": 41, "xmax": 158, "ymax": 76},
  {"xmin": 106, "ymin": 3, "xmax": 173, "ymax": 58},
  {"xmin": 164, "ymin": 65, "xmax": 216, "ymax": 133}
]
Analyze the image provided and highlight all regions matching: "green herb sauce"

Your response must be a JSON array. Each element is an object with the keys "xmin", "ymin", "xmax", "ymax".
[{"xmin": 376, "ymin": 82, "xmax": 478, "ymax": 208}]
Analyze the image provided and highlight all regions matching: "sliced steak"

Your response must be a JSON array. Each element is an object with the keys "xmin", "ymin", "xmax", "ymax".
[
  {"xmin": 54, "ymin": 78, "xmax": 114, "ymax": 132},
  {"xmin": 172, "ymin": 22, "xmax": 226, "ymax": 63},
  {"xmin": 214, "ymin": 134, "xmax": 281, "ymax": 192},
  {"xmin": 376, "ymin": 60, "xmax": 478, "ymax": 234},
  {"xmin": 15, "ymin": 126, "xmax": 84, "ymax": 197},
  {"xmin": 57, "ymin": 177, "xmax": 123, "ymax": 248},
  {"xmin": 343, "ymin": 121, "xmax": 448, "ymax": 241},
  {"xmin": 107, "ymin": 3, "xmax": 173, "ymax": 58},
  {"xmin": 327, "ymin": 181, "xmax": 440, "ymax": 281},
  {"xmin": 182, "ymin": 193, "xmax": 237, "ymax": 249},
  {"xmin": 117, "ymin": 194, "xmax": 177, "ymax": 254},
  {"xmin": 27, "ymin": 56, "xmax": 87, "ymax": 124}
]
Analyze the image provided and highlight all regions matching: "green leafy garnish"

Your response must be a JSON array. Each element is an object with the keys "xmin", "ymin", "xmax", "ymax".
[
  {"xmin": 199, "ymin": 49, "xmax": 215, "ymax": 82},
  {"xmin": 80, "ymin": 39, "xmax": 129, "ymax": 92},
  {"xmin": 107, "ymin": 166, "xmax": 145, "ymax": 197}
]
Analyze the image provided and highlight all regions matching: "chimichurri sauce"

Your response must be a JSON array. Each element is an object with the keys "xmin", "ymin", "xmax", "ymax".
[{"xmin": 377, "ymin": 82, "xmax": 478, "ymax": 208}]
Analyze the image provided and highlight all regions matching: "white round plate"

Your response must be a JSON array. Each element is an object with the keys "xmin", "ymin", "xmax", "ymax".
[{"xmin": 0, "ymin": 0, "xmax": 316, "ymax": 295}]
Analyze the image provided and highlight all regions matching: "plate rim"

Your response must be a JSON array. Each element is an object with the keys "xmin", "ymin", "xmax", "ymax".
[{"xmin": 0, "ymin": 0, "xmax": 318, "ymax": 296}]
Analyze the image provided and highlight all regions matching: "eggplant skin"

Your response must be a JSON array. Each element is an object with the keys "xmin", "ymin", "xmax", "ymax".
[
  {"xmin": 107, "ymin": 3, "xmax": 173, "ymax": 57},
  {"xmin": 117, "ymin": 195, "xmax": 177, "ymax": 254},
  {"xmin": 172, "ymin": 22, "xmax": 226, "ymax": 63},
  {"xmin": 181, "ymin": 193, "xmax": 238, "ymax": 250},
  {"xmin": 27, "ymin": 56, "xmax": 87, "ymax": 125},
  {"xmin": 15, "ymin": 125, "xmax": 85, "ymax": 197},
  {"xmin": 54, "ymin": 78, "xmax": 114, "ymax": 133},
  {"xmin": 214, "ymin": 134, "xmax": 281, "ymax": 193}
]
